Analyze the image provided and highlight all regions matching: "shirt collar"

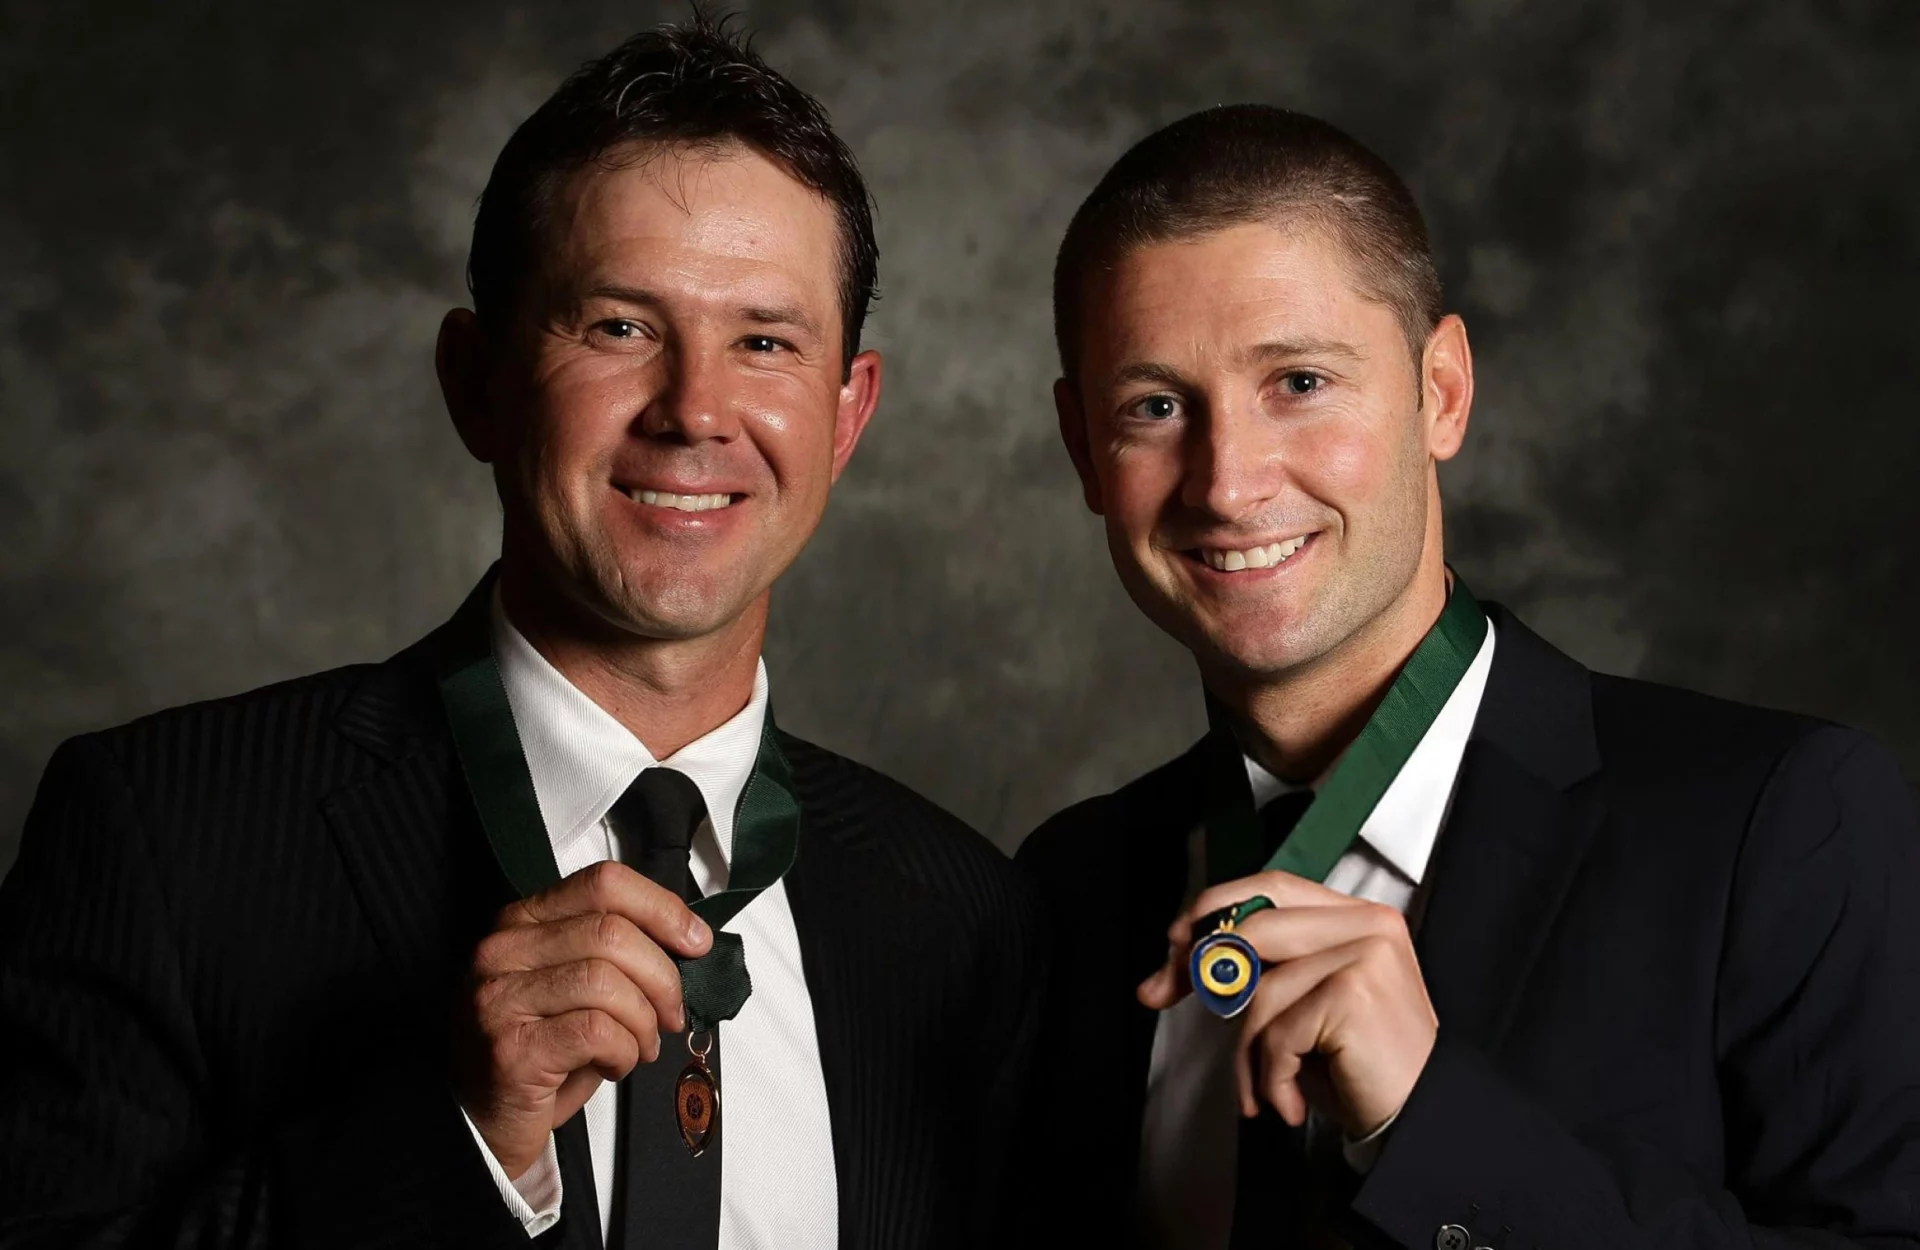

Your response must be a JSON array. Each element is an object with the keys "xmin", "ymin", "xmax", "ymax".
[
  {"xmin": 1241, "ymin": 618, "xmax": 1497, "ymax": 887},
  {"xmin": 490, "ymin": 590, "xmax": 768, "ymax": 868}
]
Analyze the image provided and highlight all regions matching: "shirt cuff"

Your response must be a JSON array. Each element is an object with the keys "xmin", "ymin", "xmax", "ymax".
[
  {"xmin": 1340, "ymin": 1108, "xmax": 1401, "ymax": 1175},
  {"xmin": 461, "ymin": 1109, "xmax": 564, "ymax": 1236}
]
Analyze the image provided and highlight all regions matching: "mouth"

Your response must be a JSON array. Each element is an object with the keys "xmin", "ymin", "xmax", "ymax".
[
  {"xmin": 1183, "ymin": 532, "xmax": 1316, "ymax": 574},
  {"xmin": 621, "ymin": 487, "xmax": 742, "ymax": 515}
]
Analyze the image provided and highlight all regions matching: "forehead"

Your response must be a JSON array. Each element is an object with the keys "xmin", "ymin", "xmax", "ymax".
[
  {"xmin": 542, "ymin": 142, "xmax": 841, "ymax": 306},
  {"xmin": 1086, "ymin": 221, "xmax": 1399, "ymax": 371}
]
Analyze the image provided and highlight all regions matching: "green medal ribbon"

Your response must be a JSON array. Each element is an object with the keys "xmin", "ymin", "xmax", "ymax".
[
  {"xmin": 1202, "ymin": 576, "xmax": 1488, "ymax": 890},
  {"xmin": 433, "ymin": 587, "xmax": 799, "ymax": 1034},
  {"xmin": 1188, "ymin": 577, "xmax": 1486, "ymax": 1018}
]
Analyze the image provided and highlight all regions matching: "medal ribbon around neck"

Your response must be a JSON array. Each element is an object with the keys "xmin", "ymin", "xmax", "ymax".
[
  {"xmin": 433, "ymin": 576, "xmax": 800, "ymax": 1036},
  {"xmin": 1189, "ymin": 575, "xmax": 1487, "ymax": 1017}
]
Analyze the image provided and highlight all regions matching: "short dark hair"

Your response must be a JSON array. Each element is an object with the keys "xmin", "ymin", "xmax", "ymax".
[
  {"xmin": 467, "ymin": 12, "xmax": 878, "ymax": 373},
  {"xmin": 1053, "ymin": 104, "xmax": 1442, "ymax": 380}
]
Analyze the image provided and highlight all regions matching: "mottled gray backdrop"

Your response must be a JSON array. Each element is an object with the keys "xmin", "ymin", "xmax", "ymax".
[{"xmin": 4, "ymin": 0, "xmax": 1917, "ymax": 874}]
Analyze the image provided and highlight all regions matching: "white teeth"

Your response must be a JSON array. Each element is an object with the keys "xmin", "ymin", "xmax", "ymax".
[
  {"xmin": 631, "ymin": 489, "xmax": 732, "ymax": 512},
  {"xmin": 1201, "ymin": 534, "xmax": 1310, "ymax": 572}
]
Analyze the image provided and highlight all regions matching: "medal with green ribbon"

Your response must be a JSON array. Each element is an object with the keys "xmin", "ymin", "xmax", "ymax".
[
  {"xmin": 1189, "ymin": 576, "xmax": 1487, "ymax": 1018},
  {"xmin": 432, "ymin": 579, "xmax": 800, "ymax": 1151}
]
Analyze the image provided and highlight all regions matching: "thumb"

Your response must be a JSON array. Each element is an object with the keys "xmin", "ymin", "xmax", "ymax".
[{"xmin": 1137, "ymin": 957, "xmax": 1185, "ymax": 1009}]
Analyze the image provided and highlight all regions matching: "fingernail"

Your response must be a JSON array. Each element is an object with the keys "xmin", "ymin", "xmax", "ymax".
[{"xmin": 687, "ymin": 915, "xmax": 710, "ymax": 946}]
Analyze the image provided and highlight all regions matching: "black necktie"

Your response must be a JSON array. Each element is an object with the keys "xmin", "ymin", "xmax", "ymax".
[
  {"xmin": 1257, "ymin": 789, "xmax": 1316, "ymax": 862},
  {"xmin": 1231, "ymin": 788, "xmax": 1336, "ymax": 1249},
  {"xmin": 605, "ymin": 767, "xmax": 721, "ymax": 1250}
]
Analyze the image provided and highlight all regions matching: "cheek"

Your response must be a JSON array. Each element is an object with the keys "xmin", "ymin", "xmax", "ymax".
[
  {"xmin": 1290, "ymin": 414, "xmax": 1407, "ymax": 516},
  {"xmin": 522, "ymin": 366, "xmax": 638, "ymax": 467},
  {"xmin": 742, "ymin": 380, "xmax": 838, "ymax": 495},
  {"xmin": 1100, "ymin": 437, "xmax": 1184, "ymax": 536}
]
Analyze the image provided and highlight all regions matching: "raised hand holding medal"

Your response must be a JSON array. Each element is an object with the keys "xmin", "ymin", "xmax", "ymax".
[{"xmin": 1145, "ymin": 872, "xmax": 1438, "ymax": 1138}]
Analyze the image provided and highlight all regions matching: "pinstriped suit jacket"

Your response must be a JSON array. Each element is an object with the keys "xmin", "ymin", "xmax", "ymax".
[{"xmin": 0, "ymin": 599, "xmax": 1045, "ymax": 1249}]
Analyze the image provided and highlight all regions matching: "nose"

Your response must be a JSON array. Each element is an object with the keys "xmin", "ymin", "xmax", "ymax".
[
  {"xmin": 637, "ymin": 344, "xmax": 742, "ymax": 445},
  {"xmin": 1180, "ymin": 394, "xmax": 1284, "ymax": 522}
]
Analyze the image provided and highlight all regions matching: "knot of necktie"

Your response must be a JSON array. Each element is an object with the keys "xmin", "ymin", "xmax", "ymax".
[
  {"xmin": 1257, "ymin": 788, "xmax": 1317, "ymax": 864},
  {"xmin": 607, "ymin": 766, "xmax": 708, "ymax": 903}
]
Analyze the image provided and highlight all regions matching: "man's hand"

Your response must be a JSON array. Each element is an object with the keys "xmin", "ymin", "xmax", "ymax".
[
  {"xmin": 1139, "ymin": 871, "xmax": 1436, "ymax": 1139},
  {"xmin": 453, "ymin": 861, "xmax": 712, "ymax": 1179}
]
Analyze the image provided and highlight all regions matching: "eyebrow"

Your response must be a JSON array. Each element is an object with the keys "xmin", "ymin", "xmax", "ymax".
[
  {"xmin": 579, "ymin": 285, "xmax": 823, "ymax": 341},
  {"xmin": 581, "ymin": 283, "xmax": 664, "ymax": 309},
  {"xmin": 1108, "ymin": 361, "xmax": 1193, "ymax": 390},
  {"xmin": 1107, "ymin": 337, "xmax": 1368, "ymax": 391},
  {"xmin": 740, "ymin": 304, "xmax": 823, "ymax": 340},
  {"xmin": 1235, "ymin": 337, "xmax": 1368, "ymax": 368}
]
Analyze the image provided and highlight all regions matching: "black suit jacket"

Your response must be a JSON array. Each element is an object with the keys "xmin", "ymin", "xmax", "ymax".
[
  {"xmin": 0, "ymin": 600, "xmax": 1044, "ymax": 1249},
  {"xmin": 1016, "ymin": 605, "xmax": 1920, "ymax": 1249}
]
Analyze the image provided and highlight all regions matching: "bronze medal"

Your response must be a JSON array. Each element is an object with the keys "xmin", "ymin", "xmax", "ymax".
[{"xmin": 675, "ymin": 1030, "xmax": 719, "ymax": 1156}]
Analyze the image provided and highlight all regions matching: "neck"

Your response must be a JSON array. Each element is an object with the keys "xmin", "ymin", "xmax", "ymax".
[
  {"xmin": 1207, "ymin": 507, "xmax": 1452, "ymax": 785},
  {"xmin": 497, "ymin": 552, "xmax": 766, "ymax": 761}
]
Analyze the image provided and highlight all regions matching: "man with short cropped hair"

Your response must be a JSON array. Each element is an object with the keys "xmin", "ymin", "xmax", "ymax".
[
  {"xmin": 1019, "ymin": 104, "xmax": 1920, "ymax": 1249},
  {"xmin": 0, "ymin": 18, "xmax": 1041, "ymax": 1249}
]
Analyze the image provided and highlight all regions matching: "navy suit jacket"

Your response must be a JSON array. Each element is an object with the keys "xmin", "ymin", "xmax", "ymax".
[{"xmin": 1016, "ymin": 604, "xmax": 1920, "ymax": 1249}]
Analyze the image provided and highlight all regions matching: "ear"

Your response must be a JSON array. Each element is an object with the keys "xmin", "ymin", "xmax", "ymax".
[
  {"xmin": 829, "ymin": 349, "xmax": 884, "ymax": 482},
  {"xmin": 1421, "ymin": 314, "xmax": 1474, "ymax": 463},
  {"xmin": 1053, "ymin": 376, "xmax": 1106, "ymax": 516},
  {"xmin": 436, "ymin": 308, "xmax": 499, "ymax": 464}
]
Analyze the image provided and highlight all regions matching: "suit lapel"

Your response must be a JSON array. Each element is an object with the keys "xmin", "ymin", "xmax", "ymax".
[
  {"xmin": 320, "ymin": 629, "xmax": 515, "ymax": 994},
  {"xmin": 1414, "ymin": 605, "xmax": 1605, "ymax": 1055},
  {"xmin": 1113, "ymin": 773, "xmax": 1200, "ymax": 1179},
  {"xmin": 781, "ymin": 775, "xmax": 947, "ymax": 1247},
  {"xmin": 1044, "ymin": 748, "xmax": 1204, "ymax": 1230}
]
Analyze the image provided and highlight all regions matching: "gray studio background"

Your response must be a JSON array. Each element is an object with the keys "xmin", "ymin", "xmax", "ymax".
[{"xmin": 4, "ymin": 1, "xmax": 1917, "ymax": 875}]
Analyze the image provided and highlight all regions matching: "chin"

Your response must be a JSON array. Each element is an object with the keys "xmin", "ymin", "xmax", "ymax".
[
  {"xmin": 607, "ymin": 586, "xmax": 748, "ymax": 642},
  {"xmin": 1179, "ymin": 598, "xmax": 1340, "ymax": 678},
  {"xmin": 1196, "ymin": 632, "xmax": 1307, "ymax": 680},
  {"xmin": 562, "ymin": 551, "xmax": 734, "ymax": 639}
]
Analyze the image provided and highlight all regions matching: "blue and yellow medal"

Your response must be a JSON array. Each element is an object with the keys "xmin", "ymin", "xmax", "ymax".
[{"xmin": 1189, "ymin": 895, "xmax": 1275, "ymax": 1018}]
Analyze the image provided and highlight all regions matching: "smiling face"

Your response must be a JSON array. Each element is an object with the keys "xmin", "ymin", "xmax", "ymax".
[
  {"xmin": 447, "ymin": 141, "xmax": 880, "ymax": 645},
  {"xmin": 1057, "ymin": 219, "xmax": 1469, "ymax": 683}
]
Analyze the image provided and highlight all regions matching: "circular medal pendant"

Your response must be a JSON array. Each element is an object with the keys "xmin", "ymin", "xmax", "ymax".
[
  {"xmin": 1190, "ymin": 929, "xmax": 1261, "ymax": 1018},
  {"xmin": 675, "ymin": 1061, "xmax": 719, "ymax": 1156}
]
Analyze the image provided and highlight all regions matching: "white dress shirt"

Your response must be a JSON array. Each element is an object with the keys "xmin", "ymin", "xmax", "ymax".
[
  {"xmin": 463, "ymin": 598, "xmax": 838, "ymax": 1247},
  {"xmin": 1137, "ymin": 620, "xmax": 1497, "ymax": 1250}
]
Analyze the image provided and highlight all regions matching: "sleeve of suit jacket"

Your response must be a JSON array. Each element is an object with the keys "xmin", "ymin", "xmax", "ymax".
[
  {"xmin": 0, "ymin": 734, "xmax": 529, "ymax": 1250},
  {"xmin": 1350, "ymin": 725, "xmax": 1920, "ymax": 1250}
]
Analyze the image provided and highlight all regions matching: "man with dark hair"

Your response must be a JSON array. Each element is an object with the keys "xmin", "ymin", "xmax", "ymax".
[
  {"xmin": 0, "ymin": 17, "xmax": 1041, "ymax": 1249},
  {"xmin": 1020, "ymin": 103, "xmax": 1920, "ymax": 1249}
]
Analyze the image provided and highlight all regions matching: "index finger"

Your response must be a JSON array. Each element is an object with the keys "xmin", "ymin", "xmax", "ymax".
[
  {"xmin": 504, "ymin": 861, "xmax": 712, "ymax": 957},
  {"xmin": 1170, "ymin": 870, "xmax": 1361, "ymax": 948}
]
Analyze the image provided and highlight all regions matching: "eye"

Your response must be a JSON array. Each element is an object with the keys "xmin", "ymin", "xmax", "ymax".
[
  {"xmin": 593, "ymin": 318, "xmax": 644, "ymax": 340},
  {"xmin": 1133, "ymin": 394, "xmax": 1181, "ymax": 421},
  {"xmin": 742, "ymin": 335, "xmax": 788, "ymax": 354},
  {"xmin": 1278, "ymin": 371, "xmax": 1322, "ymax": 396}
]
